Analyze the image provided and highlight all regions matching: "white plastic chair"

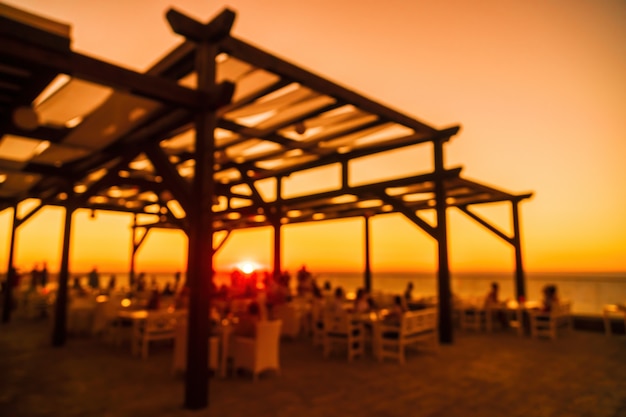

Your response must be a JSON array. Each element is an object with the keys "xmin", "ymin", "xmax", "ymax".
[
  {"xmin": 528, "ymin": 301, "xmax": 573, "ymax": 340},
  {"xmin": 322, "ymin": 310, "xmax": 365, "ymax": 362},
  {"xmin": 132, "ymin": 310, "xmax": 182, "ymax": 359},
  {"xmin": 459, "ymin": 306, "xmax": 487, "ymax": 331},
  {"xmin": 376, "ymin": 308, "xmax": 438, "ymax": 364},
  {"xmin": 232, "ymin": 319, "xmax": 282, "ymax": 380},
  {"xmin": 271, "ymin": 303, "xmax": 301, "ymax": 339},
  {"xmin": 603, "ymin": 304, "xmax": 626, "ymax": 336}
]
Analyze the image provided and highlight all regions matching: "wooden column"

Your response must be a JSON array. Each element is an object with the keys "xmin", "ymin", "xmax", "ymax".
[
  {"xmin": 273, "ymin": 178, "xmax": 283, "ymax": 280},
  {"xmin": 363, "ymin": 214, "xmax": 372, "ymax": 292},
  {"xmin": 52, "ymin": 204, "xmax": 75, "ymax": 346},
  {"xmin": 2, "ymin": 205, "xmax": 18, "ymax": 323},
  {"xmin": 434, "ymin": 139, "xmax": 453, "ymax": 344},
  {"xmin": 273, "ymin": 221, "xmax": 282, "ymax": 280},
  {"xmin": 165, "ymin": 8, "xmax": 236, "ymax": 410},
  {"xmin": 129, "ymin": 214, "xmax": 137, "ymax": 290},
  {"xmin": 512, "ymin": 200, "xmax": 526, "ymax": 300},
  {"xmin": 184, "ymin": 39, "xmax": 216, "ymax": 410}
]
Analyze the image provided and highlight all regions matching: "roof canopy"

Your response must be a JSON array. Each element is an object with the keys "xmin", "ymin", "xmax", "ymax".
[{"xmin": 0, "ymin": 4, "xmax": 531, "ymax": 233}]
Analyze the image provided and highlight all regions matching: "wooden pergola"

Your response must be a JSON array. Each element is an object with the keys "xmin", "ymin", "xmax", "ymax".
[{"xmin": 0, "ymin": 4, "xmax": 532, "ymax": 409}]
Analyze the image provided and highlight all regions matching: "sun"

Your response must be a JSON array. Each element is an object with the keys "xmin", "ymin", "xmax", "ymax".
[{"xmin": 237, "ymin": 261, "xmax": 257, "ymax": 275}]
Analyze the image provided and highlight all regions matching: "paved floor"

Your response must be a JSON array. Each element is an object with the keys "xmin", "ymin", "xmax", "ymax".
[{"xmin": 1, "ymin": 317, "xmax": 625, "ymax": 417}]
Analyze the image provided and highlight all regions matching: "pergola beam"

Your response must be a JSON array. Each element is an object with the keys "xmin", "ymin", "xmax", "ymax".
[
  {"xmin": 221, "ymin": 36, "xmax": 438, "ymax": 135},
  {"xmin": 457, "ymin": 205, "xmax": 513, "ymax": 244},
  {"xmin": 0, "ymin": 38, "xmax": 207, "ymax": 108}
]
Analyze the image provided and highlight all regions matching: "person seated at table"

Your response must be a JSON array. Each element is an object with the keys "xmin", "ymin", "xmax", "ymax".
[
  {"xmin": 353, "ymin": 288, "xmax": 372, "ymax": 313},
  {"xmin": 174, "ymin": 285, "xmax": 190, "ymax": 310},
  {"xmin": 70, "ymin": 276, "xmax": 89, "ymax": 297},
  {"xmin": 311, "ymin": 279, "xmax": 323, "ymax": 300},
  {"xmin": 296, "ymin": 264, "xmax": 313, "ymax": 296},
  {"xmin": 135, "ymin": 272, "xmax": 147, "ymax": 293},
  {"xmin": 234, "ymin": 301, "xmax": 262, "ymax": 338},
  {"xmin": 382, "ymin": 295, "xmax": 406, "ymax": 325},
  {"xmin": 403, "ymin": 282, "xmax": 414, "ymax": 308},
  {"xmin": 162, "ymin": 281, "xmax": 176, "ymax": 296},
  {"xmin": 483, "ymin": 282, "xmax": 509, "ymax": 328},
  {"xmin": 540, "ymin": 284, "xmax": 559, "ymax": 312},
  {"xmin": 327, "ymin": 286, "xmax": 346, "ymax": 313},
  {"xmin": 483, "ymin": 282, "xmax": 500, "ymax": 307},
  {"xmin": 322, "ymin": 280, "xmax": 333, "ymax": 297},
  {"xmin": 103, "ymin": 274, "xmax": 117, "ymax": 295},
  {"xmin": 146, "ymin": 288, "xmax": 161, "ymax": 310}
]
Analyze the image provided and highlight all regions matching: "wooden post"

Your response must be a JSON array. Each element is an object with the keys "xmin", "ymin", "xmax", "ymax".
[
  {"xmin": 2, "ymin": 205, "xmax": 18, "ymax": 323},
  {"xmin": 364, "ymin": 214, "xmax": 372, "ymax": 292},
  {"xmin": 434, "ymin": 139, "xmax": 453, "ymax": 344},
  {"xmin": 165, "ymin": 8, "xmax": 236, "ymax": 409},
  {"xmin": 273, "ymin": 221, "xmax": 282, "ymax": 280},
  {"xmin": 183, "ymin": 39, "xmax": 216, "ymax": 410},
  {"xmin": 512, "ymin": 200, "xmax": 526, "ymax": 300},
  {"xmin": 129, "ymin": 214, "xmax": 137, "ymax": 290},
  {"xmin": 52, "ymin": 204, "xmax": 74, "ymax": 346},
  {"xmin": 273, "ymin": 178, "xmax": 283, "ymax": 280}
]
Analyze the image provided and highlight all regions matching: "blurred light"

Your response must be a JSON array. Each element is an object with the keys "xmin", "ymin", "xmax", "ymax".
[
  {"xmin": 33, "ymin": 74, "xmax": 71, "ymax": 107},
  {"xmin": 330, "ymin": 195, "xmax": 357, "ymax": 205},
  {"xmin": 65, "ymin": 116, "xmax": 83, "ymax": 128}
]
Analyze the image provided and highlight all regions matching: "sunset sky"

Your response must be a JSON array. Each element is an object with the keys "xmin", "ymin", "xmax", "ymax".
[{"xmin": 1, "ymin": 0, "xmax": 625, "ymax": 275}]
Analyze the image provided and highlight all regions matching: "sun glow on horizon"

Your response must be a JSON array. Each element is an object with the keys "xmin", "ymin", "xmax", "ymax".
[{"xmin": 237, "ymin": 261, "xmax": 260, "ymax": 275}]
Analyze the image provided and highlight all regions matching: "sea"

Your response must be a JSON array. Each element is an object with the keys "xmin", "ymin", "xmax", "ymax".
[{"xmin": 54, "ymin": 270, "xmax": 626, "ymax": 316}]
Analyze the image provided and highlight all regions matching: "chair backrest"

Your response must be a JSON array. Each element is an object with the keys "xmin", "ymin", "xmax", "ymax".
[
  {"xmin": 311, "ymin": 299, "xmax": 325, "ymax": 323},
  {"xmin": 255, "ymin": 320, "xmax": 282, "ymax": 358},
  {"xmin": 144, "ymin": 310, "xmax": 183, "ymax": 334},
  {"xmin": 271, "ymin": 303, "xmax": 300, "ymax": 336},
  {"xmin": 401, "ymin": 308, "xmax": 437, "ymax": 337},
  {"xmin": 323, "ymin": 310, "xmax": 351, "ymax": 334},
  {"xmin": 553, "ymin": 300, "xmax": 572, "ymax": 318}
]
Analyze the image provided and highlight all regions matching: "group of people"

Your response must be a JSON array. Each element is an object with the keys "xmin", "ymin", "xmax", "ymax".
[
  {"xmin": 483, "ymin": 281, "xmax": 560, "ymax": 313},
  {"xmin": 29, "ymin": 263, "xmax": 49, "ymax": 289},
  {"xmin": 316, "ymin": 282, "xmax": 410, "ymax": 326}
]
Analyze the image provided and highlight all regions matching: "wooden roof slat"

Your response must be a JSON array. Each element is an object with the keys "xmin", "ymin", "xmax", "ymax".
[
  {"xmin": 220, "ymin": 36, "xmax": 438, "ymax": 135},
  {"xmin": 0, "ymin": 37, "xmax": 206, "ymax": 109}
]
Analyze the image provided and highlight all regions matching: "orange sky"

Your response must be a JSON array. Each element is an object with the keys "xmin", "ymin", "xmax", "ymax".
[{"xmin": 1, "ymin": 0, "xmax": 625, "ymax": 274}]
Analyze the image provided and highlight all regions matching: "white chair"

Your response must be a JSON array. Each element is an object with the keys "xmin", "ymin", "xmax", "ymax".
[
  {"xmin": 322, "ymin": 310, "xmax": 365, "ymax": 362},
  {"xmin": 603, "ymin": 304, "xmax": 626, "ymax": 336},
  {"xmin": 232, "ymin": 319, "xmax": 282, "ymax": 380},
  {"xmin": 92, "ymin": 297, "xmax": 123, "ymax": 339},
  {"xmin": 528, "ymin": 301, "xmax": 573, "ymax": 340},
  {"xmin": 172, "ymin": 316, "xmax": 219, "ymax": 374},
  {"xmin": 459, "ymin": 306, "xmax": 487, "ymax": 331},
  {"xmin": 376, "ymin": 308, "xmax": 438, "ymax": 364},
  {"xmin": 271, "ymin": 303, "xmax": 301, "ymax": 339},
  {"xmin": 132, "ymin": 310, "xmax": 182, "ymax": 359}
]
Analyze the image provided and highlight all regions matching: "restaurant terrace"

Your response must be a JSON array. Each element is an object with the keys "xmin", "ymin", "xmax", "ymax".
[{"xmin": 0, "ymin": 4, "xmax": 533, "ymax": 409}]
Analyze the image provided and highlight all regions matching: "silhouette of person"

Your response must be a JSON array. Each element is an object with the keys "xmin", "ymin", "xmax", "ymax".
[
  {"xmin": 88, "ymin": 267, "xmax": 100, "ymax": 290},
  {"xmin": 30, "ymin": 264, "xmax": 41, "ymax": 289},
  {"xmin": 40, "ymin": 263, "xmax": 49, "ymax": 288}
]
